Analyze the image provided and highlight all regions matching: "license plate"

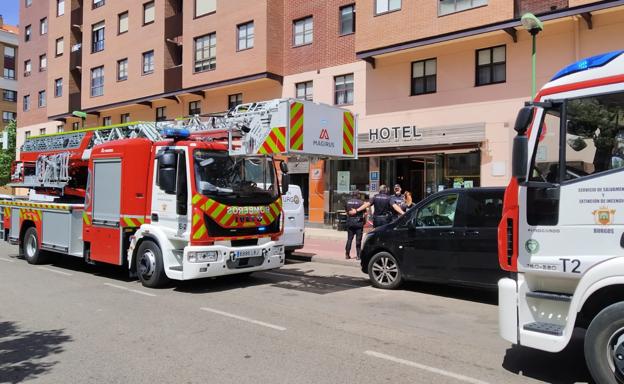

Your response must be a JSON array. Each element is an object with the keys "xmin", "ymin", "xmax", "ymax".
[{"xmin": 235, "ymin": 249, "xmax": 263, "ymax": 259}]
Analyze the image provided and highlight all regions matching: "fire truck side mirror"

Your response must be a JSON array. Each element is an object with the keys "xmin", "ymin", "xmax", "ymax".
[
  {"xmin": 512, "ymin": 135, "xmax": 528, "ymax": 182},
  {"xmin": 280, "ymin": 161, "xmax": 289, "ymax": 174},
  {"xmin": 281, "ymin": 174, "xmax": 290, "ymax": 195},
  {"xmin": 157, "ymin": 151, "xmax": 177, "ymax": 194},
  {"xmin": 514, "ymin": 106, "xmax": 534, "ymax": 135}
]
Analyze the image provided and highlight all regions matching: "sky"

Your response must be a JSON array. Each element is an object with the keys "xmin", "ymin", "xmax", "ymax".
[{"xmin": 0, "ymin": 0, "xmax": 20, "ymax": 26}]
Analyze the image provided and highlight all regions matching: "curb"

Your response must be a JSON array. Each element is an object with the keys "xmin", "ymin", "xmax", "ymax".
[{"xmin": 287, "ymin": 253, "xmax": 361, "ymax": 268}]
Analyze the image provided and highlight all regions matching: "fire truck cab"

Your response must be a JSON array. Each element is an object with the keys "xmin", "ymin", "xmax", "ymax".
[{"xmin": 498, "ymin": 51, "xmax": 624, "ymax": 383}]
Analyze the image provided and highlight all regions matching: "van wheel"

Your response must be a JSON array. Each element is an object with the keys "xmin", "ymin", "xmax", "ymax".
[
  {"xmin": 136, "ymin": 240, "xmax": 168, "ymax": 288},
  {"xmin": 22, "ymin": 227, "xmax": 47, "ymax": 265},
  {"xmin": 368, "ymin": 251, "xmax": 402, "ymax": 289},
  {"xmin": 585, "ymin": 301, "xmax": 624, "ymax": 384}
]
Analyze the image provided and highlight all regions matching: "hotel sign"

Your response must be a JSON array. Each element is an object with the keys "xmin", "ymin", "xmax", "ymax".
[
  {"xmin": 359, "ymin": 123, "xmax": 486, "ymax": 149},
  {"xmin": 368, "ymin": 126, "xmax": 423, "ymax": 143}
]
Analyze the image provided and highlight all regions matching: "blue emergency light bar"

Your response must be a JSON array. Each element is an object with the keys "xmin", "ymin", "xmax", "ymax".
[
  {"xmin": 551, "ymin": 50, "xmax": 624, "ymax": 81},
  {"xmin": 162, "ymin": 128, "xmax": 190, "ymax": 140}
]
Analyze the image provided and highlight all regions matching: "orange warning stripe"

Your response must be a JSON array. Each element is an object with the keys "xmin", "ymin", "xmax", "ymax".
[
  {"xmin": 258, "ymin": 126, "xmax": 286, "ymax": 155},
  {"xmin": 343, "ymin": 111, "xmax": 354, "ymax": 156},
  {"xmin": 289, "ymin": 102, "xmax": 304, "ymax": 151}
]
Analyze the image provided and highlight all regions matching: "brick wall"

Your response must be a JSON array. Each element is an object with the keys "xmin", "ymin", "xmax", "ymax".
[
  {"xmin": 283, "ymin": 0, "xmax": 356, "ymax": 76},
  {"xmin": 515, "ymin": 0, "xmax": 569, "ymax": 17}
]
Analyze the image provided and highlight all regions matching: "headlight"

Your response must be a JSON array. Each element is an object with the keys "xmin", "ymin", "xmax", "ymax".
[
  {"xmin": 187, "ymin": 251, "xmax": 219, "ymax": 263},
  {"xmin": 271, "ymin": 246, "xmax": 284, "ymax": 256}
]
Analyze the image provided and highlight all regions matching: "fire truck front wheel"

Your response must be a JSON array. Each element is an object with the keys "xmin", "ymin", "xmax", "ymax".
[
  {"xmin": 585, "ymin": 301, "xmax": 624, "ymax": 384},
  {"xmin": 136, "ymin": 240, "xmax": 168, "ymax": 288},
  {"xmin": 22, "ymin": 227, "xmax": 47, "ymax": 265}
]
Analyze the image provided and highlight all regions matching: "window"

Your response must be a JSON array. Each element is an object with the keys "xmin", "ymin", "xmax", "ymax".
[
  {"xmin": 90, "ymin": 66, "xmax": 104, "ymax": 97},
  {"xmin": 57, "ymin": 125, "xmax": 64, "ymax": 133},
  {"xmin": 54, "ymin": 78, "xmax": 63, "ymax": 97},
  {"xmin": 25, "ymin": 25, "xmax": 31, "ymax": 42},
  {"xmin": 142, "ymin": 50, "xmax": 154, "ymax": 74},
  {"xmin": 476, "ymin": 45, "xmax": 505, "ymax": 86},
  {"xmin": 39, "ymin": 54, "xmax": 47, "ymax": 71},
  {"xmin": 39, "ymin": 128, "xmax": 46, "ymax": 136},
  {"xmin": 228, "ymin": 94, "xmax": 242, "ymax": 110},
  {"xmin": 334, "ymin": 74, "xmax": 354, "ymax": 105},
  {"xmin": 121, "ymin": 113, "xmax": 130, "ymax": 123},
  {"xmin": 156, "ymin": 107, "xmax": 167, "ymax": 121},
  {"xmin": 4, "ymin": 46, "xmax": 15, "ymax": 58},
  {"xmin": 3, "ymin": 90, "xmax": 17, "ymax": 102},
  {"xmin": 38, "ymin": 90, "xmax": 46, "ymax": 107},
  {"xmin": 24, "ymin": 60, "xmax": 32, "ymax": 76},
  {"xmin": 195, "ymin": 0, "xmax": 216, "ymax": 17},
  {"xmin": 296, "ymin": 81, "xmax": 313, "ymax": 101},
  {"xmin": 23, "ymin": 95, "xmax": 30, "ymax": 111},
  {"xmin": 194, "ymin": 33, "xmax": 216, "ymax": 72},
  {"xmin": 25, "ymin": 0, "xmax": 32, "ymax": 7},
  {"xmin": 118, "ymin": 12, "xmax": 129, "ymax": 34},
  {"xmin": 340, "ymin": 5, "xmax": 355, "ymax": 35},
  {"xmin": 143, "ymin": 1, "xmax": 155, "ymax": 25},
  {"xmin": 3, "ymin": 69, "xmax": 15, "ymax": 80},
  {"xmin": 92, "ymin": 22, "xmax": 105, "ymax": 53},
  {"xmin": 463, "ymin": 192, "xmax": 503, "ymax": 227},
  {"xmin": 25, "ymin": 131, "xmax": 31, "ymax": 139},
  {"xmin": 103, "ymin": 116, "xmax": 112, "ymax": 126},
  {"xmin": 57, "ymin": 0, "xmax": 65, "ymax": 16},
  {"xmin": 293, "ymin": 17, "xmax": 313, "ymax": 46},
  {"xmin": 2, "ymin": 111, "xmax": 16, "ymax": 123},
  {"xmin": 411, "ymin": 58, "xmax": 436, "ymax": 95},
  {"xmin": 55, "ymin": 37, "xmax": 64, "ymax": 56},
  {"xmin": 117, "ymin": 58, "xmax": 128, "ymax": 81},
  {"xmin": 375, "ymin": 0, "xmax": 401, "ymax": 15},
  {"xmin": 439, "ymin": 0, "xmax": 487, "ymax": 15},
  {"xmin": 40, "ymin": 18, "xmax": 48, "ymax": 35},
  {"xmin": 237, "ymin": 22, "xmax": 254, "ymax": 51},
  {"xmin": 414, "ymin": 193, "xmax": 458, "ymax": 227},
  {"xmin": 93, "ymin": 0, "xmax": 105, "ymax": 9},
  {"xmin": 72, "ymin": 122, "xmax": 80, "ymax": 130},
  {"xmin": 189, "ymin": 101, "xmax": 201, "ymax": 115}
]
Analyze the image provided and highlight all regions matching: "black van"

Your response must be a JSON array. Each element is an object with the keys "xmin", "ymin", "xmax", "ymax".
[{"xmin": 360, "ymin": 187, "xmax": 506, "ymax": 290}]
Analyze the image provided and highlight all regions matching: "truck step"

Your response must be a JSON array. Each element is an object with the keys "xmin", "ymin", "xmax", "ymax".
[
  {"xmin": 525, "ymin": 291, "xmax": 572, "ymax": 302},
  {"xmin": 523, "ymin": 322, "xmax": 564, "ymax": 336}
]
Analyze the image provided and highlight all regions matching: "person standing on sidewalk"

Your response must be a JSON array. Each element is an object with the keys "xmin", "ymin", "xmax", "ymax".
[
  {"xmin": 345, "ymin": 190, "xmax": 365, "ymax": 260},
  {"xmin": 390, "ymin": 184, "xmax": 406, "ymax": 219},
  {"xmin": 350, "ymin": 185, "xmax": 392, "ymax": 228}
]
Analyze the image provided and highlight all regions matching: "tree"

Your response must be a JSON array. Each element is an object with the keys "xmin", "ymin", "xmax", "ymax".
[{"xmin": 0, "ymin": 120, "xmax": 17, "ymax": 186}]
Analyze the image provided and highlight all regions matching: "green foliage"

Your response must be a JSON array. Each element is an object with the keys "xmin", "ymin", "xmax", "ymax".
[{"xmin": 0, "ymin": 120, "xmax": 17, "ymax": 186}]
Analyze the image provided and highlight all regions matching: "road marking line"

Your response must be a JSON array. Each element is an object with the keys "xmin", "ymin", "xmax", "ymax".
[
  {"xmin": 0, "ymin": 257, "xmax": 15, "ymax": 263},
  {"xmin": 200, "ymin": 307, "xmax": 286, "ymax": 331},
  {"xmin": 364, "ymin": 350, "xmax": 490, "ymax": 384},
  {"xmin": 37, "ymin": 266, "xmax": 73, "ymax": 276},
  {"xmin": 104, "ymin": 283, "xmax": 156, "ymax": 297}
]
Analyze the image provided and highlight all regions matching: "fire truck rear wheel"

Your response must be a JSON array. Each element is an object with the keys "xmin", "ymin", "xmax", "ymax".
[
  {"xmin": 136, "ymin": 240, "xmax": 168, "ymax": 288},
  {"xmin": 23, "ymin": 227, "xmax": 47, "ymax": 265},
  {"xmin": 585, "ymin": 301, "xmax": 624, "ymax": 384}
]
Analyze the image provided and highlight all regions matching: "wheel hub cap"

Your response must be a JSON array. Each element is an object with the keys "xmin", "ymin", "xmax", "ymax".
[
  {"xmin": 372, "ymin": 257, "xmax": 398, "ymax": 285},
  {"xmin": 138, "ymin": 250, "xmax": 156, "ymax": 279},
  {"xmin": 608, "ymin": 328, "xmax": 624, "ymax": 382},
  {"xmin": 26, "ymin": 235, "xmax": 36, "ymax": 257}
]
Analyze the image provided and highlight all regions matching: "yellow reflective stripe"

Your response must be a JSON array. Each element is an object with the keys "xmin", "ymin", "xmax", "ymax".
[
  {"xmin": 82, "ymin": 212, "xmax": 91, "ymax": 225},
  {"xmin": 273, "ymin": 126, "xmax": 285, "ymax": 145},
  {"xmin": 211, "ymin": 204, "xmax": 225, "ymax": 219},
  {"xmin": 123, "ymin": 218, "xmax": 135, "ymax": 227},
  {"xmin": 264, "ymin": 136, "xmax": 280, "ymax": 154},
  {"xmin": 192, "ymin": 224, "xmax": 207, "ymax": 240},
  {"xmin": 193, "ymin": 213, "xmax": 200, "ymax": 226},
  {"xmin": 290, "ymin": 101, "xmax": 302, "ymax": 119},
  {"xmin": 192, "ymin": 194, "xmax": 202, "ymax": 205}
]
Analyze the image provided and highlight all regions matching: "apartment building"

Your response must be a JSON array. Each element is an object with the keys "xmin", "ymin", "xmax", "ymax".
[
  {"xmin": 17, "ymin": 0, "xmax": 624, "ymax": 224},
  {"xmin": 0, "ymin": 16, "xmax": 18, "ymax": 131}
]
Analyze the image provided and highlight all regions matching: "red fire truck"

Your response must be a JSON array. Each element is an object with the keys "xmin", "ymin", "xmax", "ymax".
[{"xmin": 1, "ymin": 99, "xmax": 357, "ymax": 288}]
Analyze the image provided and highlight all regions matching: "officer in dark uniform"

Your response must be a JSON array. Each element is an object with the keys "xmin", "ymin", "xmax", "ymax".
[
  {"xmin": 351, "ymin": 185, "xmax": 392, "ymax": 228},
  {"xmin": 389, "ymin": 184, "xmax": 406, "ymax": 219},
  {"xmin": 345, "ymin": 190, "xmax": 365, "ymax": 260}
]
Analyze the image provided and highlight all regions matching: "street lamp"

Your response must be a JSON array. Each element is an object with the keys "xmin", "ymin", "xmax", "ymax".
[{"xmin": 521, "ymin": 13, "xmax": 544, "ymax": 99}]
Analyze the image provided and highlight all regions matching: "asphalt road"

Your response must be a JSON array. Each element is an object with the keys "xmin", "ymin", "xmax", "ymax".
[{"xmin": 0, "ymin": 241, "xmax": 593, "ymax": 384}]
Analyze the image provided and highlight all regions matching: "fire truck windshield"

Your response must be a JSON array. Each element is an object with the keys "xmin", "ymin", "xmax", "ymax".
[{"xmin": 193, "ymin": 150, "xmax": 278, "ymax": 204}]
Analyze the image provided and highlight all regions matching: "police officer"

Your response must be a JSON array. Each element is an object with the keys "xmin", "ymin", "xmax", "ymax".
[
  {"xmin": 351, "ymin": 185, "xmax": 392, "ymax": 228},
  {"xmin": 345, "ymin": 190, "xmax": 365, "ymax": 260},
  {"xmin": 389, "ymin": 184, "xmax": 406, "ymax": 219}
]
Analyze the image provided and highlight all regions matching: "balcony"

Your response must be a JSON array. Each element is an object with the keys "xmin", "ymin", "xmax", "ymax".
[
  {"xmin": 70, "ymin": 47, "xmax": 82, "ymax": 72},
  {"xmin": 164, "ymin": 66, "xmax": 182, "ymax": 93},
  {"xmin": 515, "ymin": 0, "xmax": 568, "ymax": 18}
]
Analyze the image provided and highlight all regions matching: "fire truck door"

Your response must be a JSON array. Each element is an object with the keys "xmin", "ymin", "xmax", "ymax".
[
  {"xmin": 151, "ymin": 149, "xmax": 188, "ymax": 237},
  {"xmin": 89, "ymin": 159, "xmax": 122, "ymax": 265}
]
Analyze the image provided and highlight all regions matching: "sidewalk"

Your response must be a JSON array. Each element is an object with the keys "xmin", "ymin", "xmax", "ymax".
[{"xmin": 288, "ymin": 226, "xmax": 370, "ymax": 268}]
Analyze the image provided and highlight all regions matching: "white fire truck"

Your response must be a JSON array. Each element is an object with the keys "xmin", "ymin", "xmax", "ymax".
[
  {"xmin": 498, "ymin": 50, "xmax": 624, "ymax": 383},
  {"xmin": 1, "ymin": 99, "xmax": 357, "ymax": 288}
]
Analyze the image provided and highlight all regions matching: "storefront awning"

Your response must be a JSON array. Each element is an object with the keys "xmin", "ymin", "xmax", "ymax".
[{"xmin": 358, "ymin": 122, "xmax": 485, "ymax": 150}]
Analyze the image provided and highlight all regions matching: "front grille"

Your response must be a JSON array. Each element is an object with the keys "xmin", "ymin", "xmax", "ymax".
[
  {"xmin": 226, "ymin": 256, "xmax": 265, "ymax": 269},
  {"xmin": 232, "ymin": 239, "xmax": 258, "ymax": 247},
  {"xmin": 205, "ymin": 213, "xmax": 280, "ymax": 238}
]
